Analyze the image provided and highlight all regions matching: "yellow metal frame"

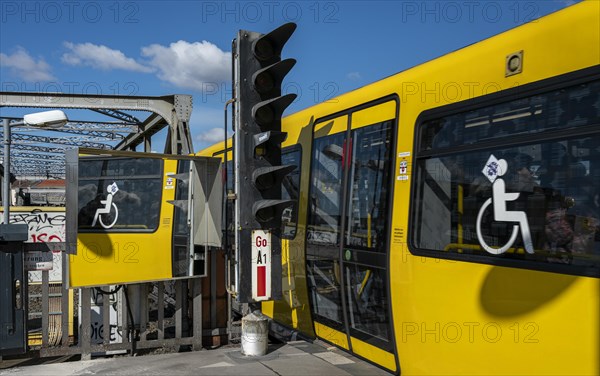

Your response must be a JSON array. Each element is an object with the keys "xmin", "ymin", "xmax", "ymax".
[{"xmin": 69, "ymin": 159, "xmax": 178, "ymax": 287}]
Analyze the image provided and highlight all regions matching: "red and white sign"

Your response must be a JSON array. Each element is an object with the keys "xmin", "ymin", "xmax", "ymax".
[{"xmin": 251, "ymin": 229, "xmax": 271, "ymax": 301}]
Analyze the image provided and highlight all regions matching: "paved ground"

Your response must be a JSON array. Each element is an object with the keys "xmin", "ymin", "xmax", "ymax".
[{"xmin": 0, "ymin": 340, "xmax": 391, "ymax": 375}]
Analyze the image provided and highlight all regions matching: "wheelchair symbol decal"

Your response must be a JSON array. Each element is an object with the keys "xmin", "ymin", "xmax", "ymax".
[
  {"xmin": 476, "ymin": 155, "xmax": 534, "ymax": 255},
  {"xmin": 92, "ymin": 182, "xmax": 119, "ymax": 229}
]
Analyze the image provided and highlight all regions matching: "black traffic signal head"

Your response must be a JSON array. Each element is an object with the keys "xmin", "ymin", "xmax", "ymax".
[
  {"xmin": 251, "ymin": 23, "xmax": 297, "ymax": 65},
  {"xmin": 252, "ymin": 94, "xmax": 296, "ymax": 130},
  {"xmin": 235, "ymin": 22, "xmax": 297, "ymax": 229},
  {"xmin": 253, "ymin": 59, "xmax": 296, "ymax": 99}
]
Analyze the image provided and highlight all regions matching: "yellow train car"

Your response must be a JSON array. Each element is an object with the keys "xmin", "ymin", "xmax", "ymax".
[
  {"xmin": 201, "ymin": 2, "xmax": 599, "ymax": 374},
  {"xmin": 67, "ymin": 150, "xmax": 221, "ymax": 288}
]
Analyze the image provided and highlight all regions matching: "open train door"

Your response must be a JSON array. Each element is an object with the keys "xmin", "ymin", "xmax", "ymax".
[
  {"xmin": 304, "ymin": 99, "xmax": 399, "ymax": 372},
  {"xmin": 65, "ymin": 148, "xmax": 222, "ymax": 287}
]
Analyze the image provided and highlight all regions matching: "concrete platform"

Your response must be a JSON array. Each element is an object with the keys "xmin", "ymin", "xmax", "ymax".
[{"xmin": 0, "ymin": 340, "xmax": 391, "ymax": 375}]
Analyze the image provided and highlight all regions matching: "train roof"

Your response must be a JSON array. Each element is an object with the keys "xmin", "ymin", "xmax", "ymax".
[{"xmin": 285, "ymin": 0, "xmax": 598, "ymax": 119}]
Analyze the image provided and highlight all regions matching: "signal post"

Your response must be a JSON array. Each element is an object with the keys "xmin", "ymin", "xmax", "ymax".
[{"xmin": 233, "ymin": 23, "xmax": 297, "ymax": 305}]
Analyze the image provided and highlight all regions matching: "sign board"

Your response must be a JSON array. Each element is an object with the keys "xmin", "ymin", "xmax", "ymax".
[
  {"xmin": 24, "ymin": 251, "xmax": 53, "ymax": 271},
  {"xmin": 0, "ymin": 208, "xmax": 66, "ymax": 283},
  {"xmin": 251, "ymin": 229, "xmax": 271, "ymax": 301}
]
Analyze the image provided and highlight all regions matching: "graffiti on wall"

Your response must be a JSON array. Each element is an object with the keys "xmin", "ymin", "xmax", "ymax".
[{"xmin": 1, "ymin": 208, "xmax": 66, "ymax": 283}]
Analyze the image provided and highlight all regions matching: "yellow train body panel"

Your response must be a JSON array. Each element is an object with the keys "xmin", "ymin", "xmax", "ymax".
[
  {"xmin": 69, "ymin": 159, "xmax": 178, "ymax": 287},
  {"xmin": 206, "ymin": 2, "xmax": 600, "ymax": 374}
]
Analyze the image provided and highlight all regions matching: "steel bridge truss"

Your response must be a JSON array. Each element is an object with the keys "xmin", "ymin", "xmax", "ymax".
[{"xmin": 0, "ymin": 92, "xmax": 194, "ymax": 178}]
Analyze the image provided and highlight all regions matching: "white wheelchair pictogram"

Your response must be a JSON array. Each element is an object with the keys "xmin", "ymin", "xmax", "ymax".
[
  {"xmin": 92, "ymin": 182, "xmax": 119, "ymax": 229},
  {"xmin": 476, "ymin": 155, "xmax": 534, "ymax": 255}
]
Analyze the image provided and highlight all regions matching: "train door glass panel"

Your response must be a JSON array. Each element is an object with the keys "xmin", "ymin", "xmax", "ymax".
[
  {"xmin": 307, "ymin": 100, "xmax": 397, "ymax": 355},
  {"xmin": 344, "ymin": 120, "xmax": 393, "ymax": 345},
  {"xmin": 172, "ymin": 160, "xmax": 190, "ymax": 277},
  {"xmin": 282, "ymin": 146, "xmax": 302, "ymax": 239},
  {"xmin": 221, "ymin": 159, "xmax": 236, "ymax": 288},
  {"xmin": 221, "ymin": 159, "xmax": 234, "ymax": 250},
  {"xmin": 306, "ymin": 131, "xmax": 346, "ymax": 328}
]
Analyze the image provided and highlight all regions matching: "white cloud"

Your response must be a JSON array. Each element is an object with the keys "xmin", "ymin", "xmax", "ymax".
[
  {"xmin": 189, "ymin": 106, "xmax": 229, "ymax": 151},
  {"xmin": 59, "ymin": 40, "xmax": 230, "ymax": 92},
  {"xmin": 141, "ymin": 40, "xmax": 231, "ymax": 91},
  {"xmin": 197, "ymin": 127, "xmax": 226, "ymax": 143},
  {"xmin": 62, "ymin": 42, "xmax": 153, "ymax": 73},
  {"xmin": 0, "ymin": 47, "xmax": 55, "ymax": 82}
]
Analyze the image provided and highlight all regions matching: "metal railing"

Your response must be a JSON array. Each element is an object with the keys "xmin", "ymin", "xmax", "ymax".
[{"xmin": 25, "ymin": 249, "xmax": 228, "ymax": 359}]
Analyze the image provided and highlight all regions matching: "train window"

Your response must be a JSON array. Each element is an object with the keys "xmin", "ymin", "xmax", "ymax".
[
  {"xmin": 172, "ymin": 160, "xmax": 190, "ymax": 237},
  {"xmin": 307, "ymin": 132, "xmax": 346, "ymax": 325},
  {"xmin": 344, "ymin": 264, "xmax": 390, "ymax": 341},
  {"xmin": 345, "ymin": 121, "xmax": 394, "ymax": 251},
  {"xmin": 413, "ymin": 80, "xmax": 600, "ymax": 277},
  {"xmin": 282, "ymin": 146, "xmax": 301, "ymax": 239},
  {"xmin": 77, "ymin": 157, "xmax": 163, "ymax": 232},
  {"xmin": 344, "ymin": 120, "xmax": 393, "ymax": 344},
  {"xmin": 172, "ymin": 160, "xmax": 190, "ymax": 276},
  {"xmin": 420, "ymin": 80, "xmax": 600, "ymax": 151},
  {"xmin": 224, "ymin": 160, "xmax": 234, "ymax": 244},
  {"xmin": 308, "ymin": 133, "xmax": 345, "ymax": 248}
]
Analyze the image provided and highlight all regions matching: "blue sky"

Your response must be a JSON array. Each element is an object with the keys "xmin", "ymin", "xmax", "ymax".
[{"xmin": 0, "ymin": 0, "xmax": 579, "ymax": 152}]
